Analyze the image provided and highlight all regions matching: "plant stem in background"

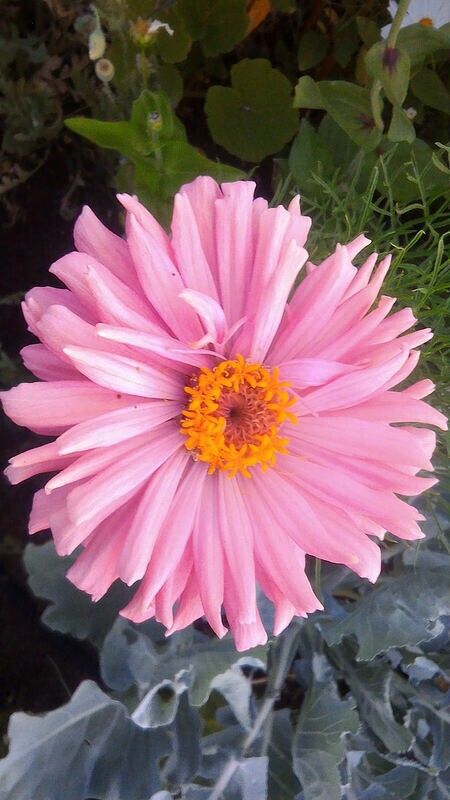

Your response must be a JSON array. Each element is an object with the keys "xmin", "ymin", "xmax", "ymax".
[
  {"xmin": 386, "ymin": 0, "xmax": 412, "ymax": 47},
  {"xmin": 209, "ymin": 623, "xmax": 302, "ymax": 800}
]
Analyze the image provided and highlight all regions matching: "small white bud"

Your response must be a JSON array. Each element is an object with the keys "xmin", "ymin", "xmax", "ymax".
[
  {"xmin": 95, "ymin": 58, "xmax": 115, "ymax": 83},
  {"xmin": 405, "ymin": 106, "xmax": 417, "ymax": 120},
  {"xmin": 88, "ymin": 28, "xmax": 106, "ymax": 61}
]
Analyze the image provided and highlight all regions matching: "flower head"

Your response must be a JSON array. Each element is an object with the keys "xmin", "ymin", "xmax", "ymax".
[
  {"xmin": 381, "ymin": 0, "xmax": 449, "ymax": 38},
  {"xmin": 2, "ymin": 178, "xmax": 446, "ymax": 651}
]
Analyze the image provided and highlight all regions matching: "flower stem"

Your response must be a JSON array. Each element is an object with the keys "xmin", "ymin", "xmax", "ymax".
[
  {"xmin": 386, "ymin": 0, "xmax": 411, "ymax": 48},
  {"xmin": 209, "ymin": 622, "xmax": 302, "ymax": 800}
]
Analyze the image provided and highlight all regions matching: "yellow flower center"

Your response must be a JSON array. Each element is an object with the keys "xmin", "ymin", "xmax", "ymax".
[
  {"xmin": 419, "ymin": 16, "xmax": 433, "ymax": 26},
  {"xmin": 180, "ymin": 355, "xmax": 297, "ymax": 477}
]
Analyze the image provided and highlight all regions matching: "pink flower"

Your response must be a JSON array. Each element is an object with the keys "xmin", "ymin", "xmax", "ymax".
[{"xmin": 2, "ymin": 178, "xmax": 446, "ymax": 651}]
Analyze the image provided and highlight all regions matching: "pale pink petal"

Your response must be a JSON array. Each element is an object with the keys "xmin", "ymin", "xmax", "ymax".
[
  {"xmin": 171, "ymin": 191, "xmax": 219, "ymax": 299},
  {"xmin": 297, "ymin": 349, "xmax": 409, "ymax": 415},
  {"xmin": 66, "ymin": 502, "xmax": 135, "ymax": 600},
  {"xmin": 74, "ymin": 205, "xmax": 137, "ymax": 287},
  {"xmin": 282, "ymin": 456, "xmax": 424, "ymax": 540},
  {"xmin": 44, "ymin": 431, "xmax": 154, "ymax": 494},
  {"xmin": 126, "ymin": 214, "xmax": 201, "ymax": 341},
  {"xmin": 118, "ymin": 193, "xmax": 173, "ymax": 257},
  {"xmin": 243, "ymin": 240, "xmax": 308, "ymax": 363},
  {"xmin": 315, "ymin": 296, "xmax": 396, "ymax": 361},
  {"xmin": 179, "ymin": 176, "xmax": 221, "ymax": 280},
  {"xmin": 66, "ymin": 424, "xmax": 181, "ymax": 525},
  {"xmin": 50, "ymin": 252, "xmax": 161, "ymax": 332},
  {"xmin": 22, "ymin": 286, "xmax": 92, "ymax": 335},
  {"xmin": 167, "ymin": 570, "xmax": 205, "ymax": 635},
  {"xmin": 179, "ymin": 289, "xmax": 227, "ymax": 346},
  {"xmin": 97, "ymin": 324, "xmax": 212, "ymax": 370},
  {"xmin": 270, "ymin": 244, "xmax": 357, "ymax": 362},
  {"xmin": 217, "ymin": 474, "xmax": 257, "ymax": 625},
  {"xmin": 6, "ymin": 441, "xmax": 73, "ymax": 485},
  {"xmin": 328, "ymin": 390, "xmax": 447, "ymax": 430},
  {"xmin": 278, "ymin": 358, "xmax": 358, "ymax": 387},
  {"xmin": 293, "ymin": 416, "xmax": 434, "ymax": 468},
  {"xmin": 117, "ymin": 449, "xmax": 190, "ymax": 585},
  {"xmin": 57, "ymin": 400, "xmax": 180, "ymax": 454},
  {"xmin": 154, "ymin": 543, "xmax": 193, "ymax": 629},
  {"xmin": 63, "ymin": 347, "xmax": 183, "ymax": 400},
  {"xmin": 215, "ymin": 181, "xmax": 258, "ymax": 322},
  {"xmin": 120, "ymin": 462, "xmax": 207, "ymax": 622},
  {"xmin": 0, "ymin": 381, "xmax": 136, "ymax": 434},
  {"xmin": 20, "ymin": 344, "xmax": 78, "ymax": 382},
  {"xmin": 192, "ymin": 477, "xmax": 227, "ymax": 638}
]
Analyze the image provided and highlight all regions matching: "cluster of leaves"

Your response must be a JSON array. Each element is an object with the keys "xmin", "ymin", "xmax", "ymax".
[{"xmin": 0, "ymin": 508, "xmax": 448, "ymax": 799}]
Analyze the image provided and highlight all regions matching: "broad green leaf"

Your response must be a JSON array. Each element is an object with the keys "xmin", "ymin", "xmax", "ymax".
[
  {"xmin": 180, "ymin": 0, "xmax": 248, "ymax": 57},
  {"xmin": 101, "ymin": 618, "xmax": 266, "ymax": 708},
  {"xmin": 292, "ymin": 656, "xmax": 359, "ymax": 800},
  {"xmin": 411, "ymin": 68, "xmax": 450, "ymax": 114},
  {"xmin": 65, "ymin": 116, "xmax": 134, "ymax": 157},
  {"xmin": 365, "ymin": 42, "xmax": 410, "ymax": 107},
  {"xmin": 388, "ymin": 106, "xmax": 416, "ymax": 143},
  {"xmin": 225, "ymin": 756, "xmax": 269, "ymax": 800},
  {"xmin": 337, "ymin": 653, "xmax": 413, "ymax": 752},
  {"xmin": 206, "ymin": 58, "xmax": 298, "ymax": 161},
  {"xmin": 24, "ymin": 541, "xmax": 130, "ymax": 647},
  {"xmin": 348, "ymin": 752, "xmax": 420, "ymax": 800},
  {"xmin": 319, "ymin": 81, "xmax": 382, "ymax": 150},
  {"xmin": 158, "ymin": 64, "xmax": 184, "ymax": 106},
  {"xmin": 288, "ymin": 119, "xmax": 334, "ymax": 195},
  {"xmin": 297, "ymin": 31, "xmax": 328, "ymax": 70},
  {"xmin": 293, "ymin": 75, "xmax": 324, "ymax": 109},
  {"xmin": 267, "ymin": 710, "xmax": 301, "ymax": 800},
  {"xmin": 162, "ymin": 693, "xmax": 201, "ymax": 784},
  {"xmin": 155, "ymin": 12, "xmax": 192, "ymax": 63},
  {"xmin": 334, "ymin": 20, "xmax": 360, "ymax": 68},
  {"xmin": 356, "ymin": 16, "xmax": 380, "ymax": 46},
  {"xmin": 397, "ymin": 23, "xmax": 450, "ymax": 67},
  {"xmin": 322, "ymin": 569, "xmax": 450, "ymax": 660},
  {"xmin": 0, "ymin": 681, "xmax": 169, "ymax": 800}
]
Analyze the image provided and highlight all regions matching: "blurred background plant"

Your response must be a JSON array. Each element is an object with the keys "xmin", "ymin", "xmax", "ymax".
[{"xmin": 0, "ymin": 3, "xmax": 449, "ymax": 798}]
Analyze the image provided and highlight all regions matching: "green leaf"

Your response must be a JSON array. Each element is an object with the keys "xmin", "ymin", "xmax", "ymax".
[
  {"xmin": 180, "ymin": 0, "xmax": 248, "ymax": 57},
  {"xmin": 292, "ymin": 656, "xmax": 359, "ymax": 800},
  {"xmin": 130, "ymin": 89, "xmax": 186, "ymax": 152},
  {"xmin": 65, "ymin": 116, "xmax": 134, "ymax": 157},
  {"xmin": 0, "ymin": 681, "xmax": 169, "ymax": 800},
  {"xmin": 337, "ymin": 653, "xmax": 413, "ymax": 753},
  {"xmin": 225, "ymin": 757, "xmax": 269, "ymax": 800},
  {"xmin": 356, "ymin": 16, "xmax": 380, "ymax": 47},
  {"xmin": 288, "ymin": 119, "xmax": 334, "ymax": 195},
  {"xmin": 158, "ymin": 64, "xmax": 184, "ymax": 106},
  {"xmin": 24, "ymin": 541, "xmax": 130, "ymax": 647},
  {"xmin": 397, "ymin": 23, "xmax": 450, "ymax": 67},
  {"xmin": 297, "ymin": 31, "xmax": 328, "ymax": 71},
  {"xmin": 365, "ymin": 42, "xmax": 410, "ymax": 107},
  {"xmin": 155, "ymin": 13, "xmax": 192, "ymax": 63},
  {"xmin": 293, "ymin": 75, "xmax": 325, "ymax": 109},
  {"xmin": 388, "ymin": 106, "xmax": 416, "ymax": 143},
  {"xmin": 206, "ymin": 58, "xmax": 298, "ymax": 162},
  {"xmin": 101, "ymin": 618, "xmax": 266, "ymax": 708},
  {"xmin": 322, "ymin": 568, "xmax": 450, "ymax": 660},
  {"xmin": 319, "ymin": 81, "xmax": 382, "ymax": 150},
  {"xmin": 268, "ymin": 711, "xmax": 301, "ymax": 800},
  {"xmin": 411, "ymin": 68, "xmax": 450, "ymax": 114}
]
